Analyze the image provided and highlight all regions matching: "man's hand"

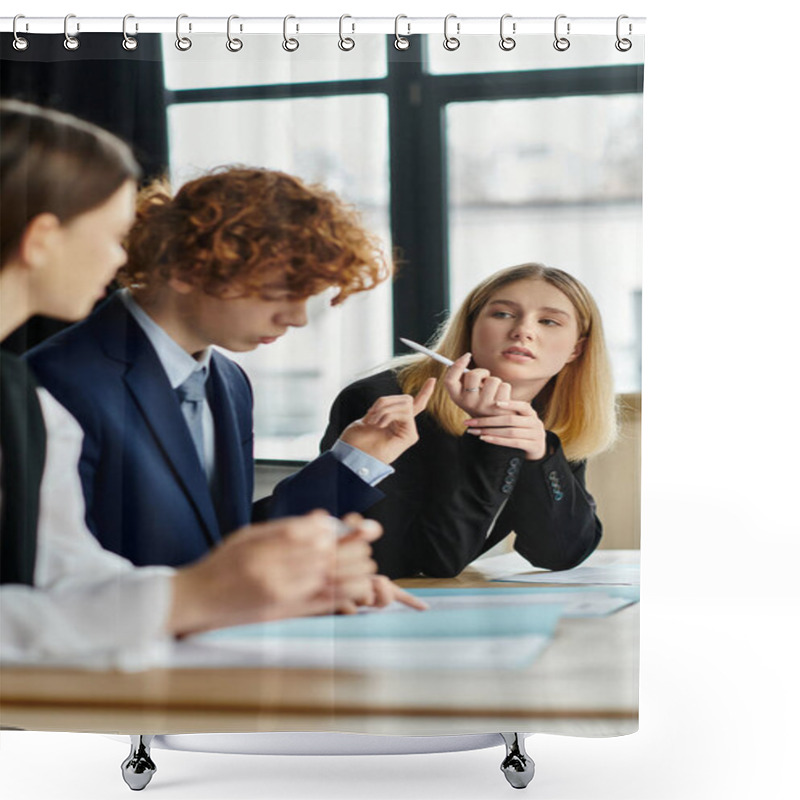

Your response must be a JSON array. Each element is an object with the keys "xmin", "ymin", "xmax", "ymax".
[{"xmin": 339, "ymin": 377, "xmax": 436, "ymax": 464}]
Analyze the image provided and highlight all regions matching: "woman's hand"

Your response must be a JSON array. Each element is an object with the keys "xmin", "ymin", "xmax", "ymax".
[
  {"xmin": 442, "ymin": 353, "xmax": 514, "ymax": 417},
  {"xmin": 168, "ymin": 510, "xmax": 343, "ymax": 635},
  {"xmin": 463, "ymin": 400, "xmax": 548, "ymax": 461},
  {"xmin": 322, "ymin": 519, "xmax": 380, "ymax": 611},
  {"xmin": 326, "ymin": 514, "xmax": 428, "ymax": 614},
  {"xmin": 442, "ymin": 354, "xmax": 546, "ymax": 460}
]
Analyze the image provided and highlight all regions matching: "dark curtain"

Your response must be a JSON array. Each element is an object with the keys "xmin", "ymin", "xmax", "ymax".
[{"xmin": 0, "ymin": 33, "xmax": 168, "ymax": 353}]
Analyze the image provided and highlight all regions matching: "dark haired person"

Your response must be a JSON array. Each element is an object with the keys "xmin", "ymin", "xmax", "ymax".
[
  {"xmin": 27, "ymin": 166, "xmax": 431, "ymax": 608},
  {"xmin": 1, "ymin": 100, "xmax": 382, "ymax": 666},
  {"xmin": 323, "ymin": 264, "xmax": 617, "ymax": 579}
]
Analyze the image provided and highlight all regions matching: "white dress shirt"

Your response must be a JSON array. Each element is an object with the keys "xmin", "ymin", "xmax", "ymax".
[{"xmin": 0, "ymin": 389, "xmax": 174, "ymax": 670}]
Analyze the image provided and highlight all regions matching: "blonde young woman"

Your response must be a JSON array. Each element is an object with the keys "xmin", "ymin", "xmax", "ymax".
[{"xmin": 322, "ymin": 263, "xmax": 618, "ymax": 579}]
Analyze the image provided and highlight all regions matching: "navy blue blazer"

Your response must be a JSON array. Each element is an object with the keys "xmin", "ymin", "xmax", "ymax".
[{"xmin": 26, "ymin": 293, "xmax": 383, "ymax": 567}]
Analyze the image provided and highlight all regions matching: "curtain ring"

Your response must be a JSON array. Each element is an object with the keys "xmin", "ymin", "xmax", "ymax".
[
  {"xmin": 338, "ymin": 14, "xmax": 355, "ymax": 51},
  {"xmin": 394, "ymin": 14, "xmax": 411, "ymax": 51},
  {"xmin": 63, "ymin": 13, "xmax": 80, "ymax": 51},
  {"xmin": 12, "ymin": 15, "xmax": 29, "ymax": 51},
  {"xmin": 282, "ymin": 15, "xmax": 299, "ymax": 52},
  {"xmin": 226, "ymin": 15, "xmax": 243, "ymax": 51},
  {"xmin": 443, "ymin": 14, "xmax": 460, "ymax": 51},
  {"xmin": 553, "ymin": 14, "xmax": 570, "ymax": 51},
  {"xmin": 122, "ymin": 14, "xmax": 138, "ymax": 51},
  {"xmin": 499, "ymin": 14, "xmax": 516, "ymax": 51},
  {"xmin": 615, "ymin": 15, "xmax": 632, "ymax": 52},
  {"xmin": 175, "ymin": 14, "xmax": 192, "ymax": 51}
]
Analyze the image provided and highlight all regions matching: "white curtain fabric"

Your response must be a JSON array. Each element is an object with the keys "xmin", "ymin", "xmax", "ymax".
[{"xmin": 1, "ymin": 22, "xmax": 642, "ymax": 758}]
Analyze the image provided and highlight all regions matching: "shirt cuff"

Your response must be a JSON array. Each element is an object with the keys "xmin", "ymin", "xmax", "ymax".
[{"xmin": 330, "ymin": 439, "xmax": 395, "ymax": 486}]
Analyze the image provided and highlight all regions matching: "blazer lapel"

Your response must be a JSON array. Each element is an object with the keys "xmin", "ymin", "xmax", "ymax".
[
  {"xmin": 207, "ymin": 353, "xmax": 250, "ymax": 536},
  {"xmin": 98, "ymin": 295, "xmax": 222, "ymax": 546}
]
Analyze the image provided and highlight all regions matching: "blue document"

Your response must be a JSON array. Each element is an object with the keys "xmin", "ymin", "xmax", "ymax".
[
  {"xmin": 179, "ymin": 601, "xmax": 567, "ymax": 670},
  {"xmin": 204, "ymin": 602, "xmax": 565, "ymax": 640}
]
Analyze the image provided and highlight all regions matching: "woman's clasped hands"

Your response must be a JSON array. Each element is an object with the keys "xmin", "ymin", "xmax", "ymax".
[{"xmin": 443, "ymin": 353, "xmax": 548, "ymax": 461}]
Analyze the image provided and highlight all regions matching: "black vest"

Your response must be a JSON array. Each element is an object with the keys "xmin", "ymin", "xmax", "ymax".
[{"xmin": 0, "ymin": 350, "xmax": 45, "ymax": 585}]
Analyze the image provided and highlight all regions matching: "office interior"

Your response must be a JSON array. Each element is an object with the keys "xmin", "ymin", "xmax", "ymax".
[{"xmin": 1, "ymin": 31, "xmax": 642, "ymax": 551}]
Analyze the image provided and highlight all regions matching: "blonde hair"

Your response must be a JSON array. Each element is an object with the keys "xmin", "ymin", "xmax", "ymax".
[{"xmin": 395, "ymin": 263, "xmax": 618, "ymax": 462}]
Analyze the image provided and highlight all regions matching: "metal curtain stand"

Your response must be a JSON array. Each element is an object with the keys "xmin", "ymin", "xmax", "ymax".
[{"xmin": 121, "ymin": 732, "xmax": 535, "ymax": 791}]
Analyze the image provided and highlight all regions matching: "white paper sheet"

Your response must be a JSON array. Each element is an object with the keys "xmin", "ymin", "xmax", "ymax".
[
  {"xmin": 493, "ymin": 564, "xmax": 640, "ymax": 586},
  {"xmin": 372, "ymin": 589, "xmax": 637, "ymax": 617},
  {"xmin": 472, "ymin": 551, "xmax": 641, "ymax": 586},
  {"xmin": 169, "ymin": 633, "xmax": 551, "ymax": 670}
]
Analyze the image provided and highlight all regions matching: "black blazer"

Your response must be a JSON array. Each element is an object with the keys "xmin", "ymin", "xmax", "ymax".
[
  {"xmin": 321, "ymin": 370, "xmax": 602, "ymax": 579},
  {"xmin": 0, "ymin": 352, "xmax": 45, "ymax": 585}
]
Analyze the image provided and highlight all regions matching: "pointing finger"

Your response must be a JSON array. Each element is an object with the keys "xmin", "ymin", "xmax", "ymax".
[
  {"xmin": 413, "ymin": 377, "xmax": 437, "ymax": 415},
  {"xmin": 443, "ymin": 353, "xmax": 471, "ymax": 387}
]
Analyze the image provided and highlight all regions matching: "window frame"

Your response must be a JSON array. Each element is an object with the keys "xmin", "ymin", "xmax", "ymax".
[{"xmin": 163, "ymin": 39, "xmax": 644, "ymax": 465}]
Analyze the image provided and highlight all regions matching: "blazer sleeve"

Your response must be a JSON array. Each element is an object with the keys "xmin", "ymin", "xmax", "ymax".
[
  {"xmin": 251, "ymin": 382, "xmax": 385, "ymax": 520},
  {"xmin": 251, "ymin": 452, "xmax": 384, "ymax": 520},
  {"xmin": 406, "ymin": 433, "xmax": 531, "ymax": 578},
  {"xmin": 318, "ymin": 375, "xmax": 516, "ymax": 578},
  {"xmin": 379, "ymin": 430, "xmax": 601, "ymax": 578},
  {"xmin": 489, "ymin": 432, "xmax": 602, "ymax": 571}
]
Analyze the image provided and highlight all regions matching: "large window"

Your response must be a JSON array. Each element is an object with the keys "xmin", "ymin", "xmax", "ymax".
[
  {"xmin": 162, "ymin": 34, "xmax": 643, "ymax": 460},
  {"xmin": 165, "ymin": 94, "xmax": 392, "ymax": 458},
  {"xmin": 446, "ymin": 94, "xmax": 643, "ymax": 390}
]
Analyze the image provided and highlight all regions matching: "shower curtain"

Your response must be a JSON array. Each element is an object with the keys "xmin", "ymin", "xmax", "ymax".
[{"xmin": 0, "ymin": 14, "xmax": 644, "ymax": 795}]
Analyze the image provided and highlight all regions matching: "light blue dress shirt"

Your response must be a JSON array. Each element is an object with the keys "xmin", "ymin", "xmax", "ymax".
[{"xmin": 120, "ymin": 290, "xmax": 215, "ymax": 482}]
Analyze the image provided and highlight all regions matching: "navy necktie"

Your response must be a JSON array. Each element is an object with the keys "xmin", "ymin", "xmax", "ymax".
[{"xmin": 176, "ymin": 368, "xmax": 208, "ymax": 474}]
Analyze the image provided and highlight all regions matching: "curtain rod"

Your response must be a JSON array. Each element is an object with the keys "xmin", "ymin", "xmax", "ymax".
[{"xmin": 1, "ymin": 16, "xmax": 646, "ymax": 37}]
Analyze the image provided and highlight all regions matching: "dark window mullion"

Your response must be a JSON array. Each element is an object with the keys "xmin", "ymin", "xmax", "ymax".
[
  {"xmin": 166, "ymin": 77, "xmax": 388, "ymax": 106},
  {"xmin": 417, "ymin": 64, "xmax": 644, "ymax": 105},
  {"xmin": 165, "ymin": 54, "xmax": 643, "ymax": 352},
  {"xmin": 387, "ymin": 40, "xmax": 449, "ymax": 349}
]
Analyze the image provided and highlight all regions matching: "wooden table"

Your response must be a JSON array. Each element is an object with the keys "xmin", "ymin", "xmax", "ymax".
[{"xmin": 0, "ymin": 550, "xmax": 638, "ymax": 738}]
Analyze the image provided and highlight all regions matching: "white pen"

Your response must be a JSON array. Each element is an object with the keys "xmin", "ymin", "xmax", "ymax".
[
  {"xmin": 398, "ymin": 337, "xmax": 470, "ymax": 371},
  {"xmin": 326, "ymin": 516, "xmax": 383, "ymax": 540},
  {"xmin": 329, "ymin": 518, "xmax": 359, "ymax": 539}
]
